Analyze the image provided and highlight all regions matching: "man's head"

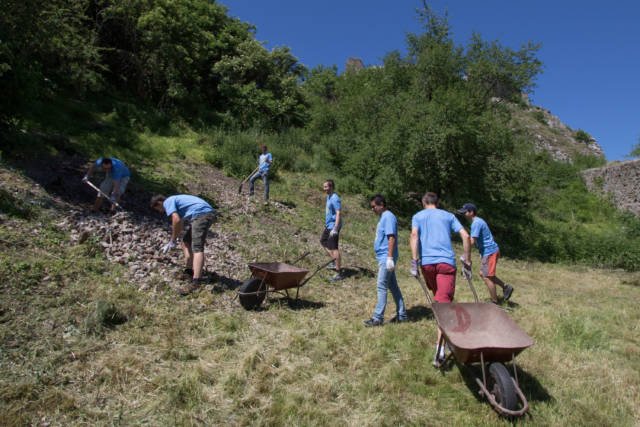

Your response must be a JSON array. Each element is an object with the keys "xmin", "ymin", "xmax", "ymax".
[
  {"xmin": 421, "ymin": 192, "xmax": 439, "ymax": 208},
  {"xmin": 261, "ymin": 144, "xmax": 267, "ymax": 153},
  {"xmin": 101, "ymin": 157, "xmax": 113, "ymax": 172},
  {"xmin": 323, "ymin": 179, "xmax": 335, "ymax": 194},
  {"xmin": 150, "ymin": 194, "xmax": 166, "ymax": 213},
  {"xmin": 457, "ymin": 203, "xmax": 477, "ymax": 219},
  {"xmin": 369, "ymin": 194, "xmax": 386, "ymax": 216}
]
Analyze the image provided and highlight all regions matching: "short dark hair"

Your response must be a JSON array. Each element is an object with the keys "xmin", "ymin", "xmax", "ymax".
[
  {"xmin": 370, "ymin": 194, "xmax": 386, "ymax": 207},
  {"xmin": 261, "ymin": 144, "xmax": 267, "ymax": 150},
  {"xmin": 150, "ymin": 194, "xmax": 166, "ymax": 208},
  {"xmin": 422, "ymin": 192, "xmax": 439, "ymax": 206},
  {"xmin": 102, "ymin": 157, "xmax": 113, "ymax": 166},
  {"xmin": 324, "ymin": 179, "xmax": 335, "ymax": 189}
]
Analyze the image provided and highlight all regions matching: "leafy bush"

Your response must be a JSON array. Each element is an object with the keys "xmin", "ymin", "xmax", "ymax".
[{"xmin": 575, "ymin": 129, "xmax": 592, "ymax": 143}]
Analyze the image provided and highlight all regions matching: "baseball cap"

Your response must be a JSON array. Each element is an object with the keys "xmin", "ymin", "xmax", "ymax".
[{"xmin": 456, "ymin": 203, "xmax": 477, "ymax": 214}]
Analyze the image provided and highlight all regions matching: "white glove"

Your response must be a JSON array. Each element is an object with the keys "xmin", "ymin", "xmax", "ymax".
[
  {"xmin": 410, "ymin": 259, "xmax": 419, "ymax": 277},
  {"xmin": 329, "ymin": 228, "xmax": 338, "ymax": 237},
  {"xmin": 82, "ymin": 175, "xmax": 89, "ymax": 183},
  {"xmin": 386, "ymin": 257, "xmax": 395, "ymax": 271},
  {"xmin": 161, "ymin": 240, "xmax": 176, "ymax": 254}
]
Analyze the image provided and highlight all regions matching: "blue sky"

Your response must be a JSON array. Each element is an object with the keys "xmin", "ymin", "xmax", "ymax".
[{"xmin": 219, "ymin": 1, "xmax": 639, "ymax": 161}]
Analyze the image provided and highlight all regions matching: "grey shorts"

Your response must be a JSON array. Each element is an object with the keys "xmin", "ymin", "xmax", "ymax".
[
  {"xmin": 99, "ymin": 176, "xmax": 130, "ymax": 198},
  {"xmin": 183, "ymin": 212, "xmax": 216, "ymax": 252}
]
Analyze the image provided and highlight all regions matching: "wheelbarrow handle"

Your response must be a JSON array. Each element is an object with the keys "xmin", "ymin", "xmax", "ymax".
[
  {"xmin": 287, "ymin": 251, "xmax": 310, "ymax": 265},
  {"xmin": 412, "ymin": 274, "xmax": 434, "ymax": 306},
  {"xmin": 299, "ymin": 259, "xmax": 335, "ymax": 287}
]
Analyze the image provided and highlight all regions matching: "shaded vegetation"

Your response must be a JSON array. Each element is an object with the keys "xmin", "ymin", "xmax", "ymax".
[{"xmin": 2, "ymin": 1, "xmax": 640, "ymax": 272}]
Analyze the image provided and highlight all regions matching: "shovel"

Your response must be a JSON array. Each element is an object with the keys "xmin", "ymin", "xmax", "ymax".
[
  {"xmin": 84, "ymin": 179, "xmax": 122, "ymax": 210},
  {"xmin": 238, "ymin": 166, "xmax": 259, "ymax": 194}
]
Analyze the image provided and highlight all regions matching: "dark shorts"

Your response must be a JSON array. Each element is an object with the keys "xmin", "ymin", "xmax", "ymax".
[
  {"xmin": 320, "ymin": 227, "xmax": 339, "ymax": 250},
  {"xmin": 421, "ymin": 263, "xmax": 456, "ymax": 303},
  {"xmin": 182, "ymin": 212, "xmax": 216, "ymax": 252}
]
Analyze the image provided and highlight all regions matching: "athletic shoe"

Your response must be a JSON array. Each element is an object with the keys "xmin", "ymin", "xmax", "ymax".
[
  {"xmin": 329, "ymin": 273, "xmax": 345, "ymax": 282},
  {"xmin": 325, "ymin": 261, "xmax": 336, "ymax": 270},
  {"xmin": 363, "ymin": 318, "xmax": 383, "ymax": 327},
  {"xmin": 503, "ymin": 284, "xmax": 514, "ymax": 301},
  {"xmin": 389, "ymin": 316, "xmax": 409, "ymax": 324}
]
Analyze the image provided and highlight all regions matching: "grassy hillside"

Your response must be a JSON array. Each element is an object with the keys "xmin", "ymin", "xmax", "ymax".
[{"xmin": 1, "ymin": 120, "xmax": 639, "ymax": 425}]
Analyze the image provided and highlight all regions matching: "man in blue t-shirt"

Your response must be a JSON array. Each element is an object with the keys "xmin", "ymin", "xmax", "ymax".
[
  {"xmin": 457, "ymin": 203, "xmax": 514, "ymax": 304},
  {"xmin": 320, "ymin": 179, "xmax": 344, "ymax": 282},
  {"xmin": 363, "ymin": 194, "xmax": 407, "ymax": 327},
  {"xmin": 410, "ymin": 192, "xmax": 471, "ymax": 366},
  {"xmin": 249, "ymin": 145, "xmax": 273, "ymax": 202},
  {"xmin": 83, "ymin": 157, "xmax": 131, "ymax": 212},
  {"xmin": 150, "ymin": 194, "xmax": 216, "ymax": 295}
]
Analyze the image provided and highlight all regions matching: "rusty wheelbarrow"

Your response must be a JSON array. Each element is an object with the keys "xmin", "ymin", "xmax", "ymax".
[
  {"xmin": 238, "ymin": 252, "xmax": 332, "ymax": 310},
  {"xmin": 414, "ymin": 263, "xmax": 534, "ymax": 417}
]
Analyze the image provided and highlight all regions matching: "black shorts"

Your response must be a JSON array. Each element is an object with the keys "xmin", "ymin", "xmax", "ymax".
[{"xmin": 320, "ymin": 227, "xmax": 339, "ymax": 250}]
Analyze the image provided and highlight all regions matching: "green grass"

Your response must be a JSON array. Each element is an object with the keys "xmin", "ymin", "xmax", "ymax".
[{"xmin": 1, "ymin": 158, "xmax": 640, "ymax": 426}]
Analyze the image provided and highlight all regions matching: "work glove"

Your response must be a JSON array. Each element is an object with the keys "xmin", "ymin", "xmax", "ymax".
[
  {"xmin": 386, "ymin": 257, "xmax": 395, "ymax": 272},
  {"xmin": 161, "ymin": 240, "xmax": 176, "ymax": 254},
  {"xmin": 82, "ymin": 175, "xmax": 89, "ymax": 183},
  {"xmin": 109, "ymin": 195, "xmax": 117, "ymax": 204},
  {"xmin": 329, "ymin": 228, "xmax": 338, "ymax": 237},
  {"xmin": 410, "ymin": 259, "xmax": 419, "ymax": 277},
  {"xmin": 460, "ymin": 256, "xmax": 472, "ymax": 280}
]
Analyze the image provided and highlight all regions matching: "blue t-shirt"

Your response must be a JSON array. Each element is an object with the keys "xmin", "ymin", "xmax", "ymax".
[
  {"xmin": 163, "ymin": 195, "xmax": 214, "ymax": 221},
  {"xmin": 95, "ymin": 157, "xmax": 130, "ymax": 180},
  {"xmin": 325, "ymin": 193, "xmax": 341, "ymax": 229},
  {"xmin": 470, "ymin": 217, "xmax": 499, "ymax": 257},
  {"xmin": 411, "ymin": 208, "xmax": 463, "ymax": 267},
  {"xmin": 374, "ymin": 210, "xmax": 399, "ymax": 263},
  {"xmin": 258, "ymin": 152, "xmax": 273, "ymax": 173}
]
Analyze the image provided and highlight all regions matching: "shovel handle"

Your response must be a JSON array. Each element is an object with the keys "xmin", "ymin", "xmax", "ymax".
[{"xmin": 84, "ymin": 179, "xmax": 122, "ymax": 209}]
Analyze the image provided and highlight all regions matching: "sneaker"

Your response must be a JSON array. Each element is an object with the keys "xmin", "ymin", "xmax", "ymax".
[
  {"xmin": 325, "ymin": 261, "xmax": 337, "ymax": 271},
  {"xmin": 389, "ymin": 315, "xmax": 409, "ymax": 324},
  {"xmin": 177, "ymin": 279, "xmax": 202, "ymax": 296},
  {"xmin": 503, "ymin": 284, "xmax": 514, "ymax": 301},
  {"xmin": 363, "ymin": 318, "xmax": 383, "ymax": 327},
  {"xmin": 181, "ymin": 268, "xmax": 194, "ymax": 279},
  {"xmin": 329, "ymin": 273, "xmax": 345, "ymax": 282}
]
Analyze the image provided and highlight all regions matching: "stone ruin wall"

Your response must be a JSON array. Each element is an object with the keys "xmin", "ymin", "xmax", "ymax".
[{"xmin": 581, "ymin": 159, "xmax": 640, "ymax": 217}]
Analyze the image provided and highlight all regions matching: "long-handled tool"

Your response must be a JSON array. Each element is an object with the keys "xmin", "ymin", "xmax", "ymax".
[
  {"xmin": 84, "ymin": 179, "xmax": 122, "ymax": 209},
  {"xmin": 237, "ymin": 166, "xmax": 259, "ymax": 194}
]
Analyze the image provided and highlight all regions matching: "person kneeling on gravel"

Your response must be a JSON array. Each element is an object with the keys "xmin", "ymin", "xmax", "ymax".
[{"xmin": 150, "ymin": 194, "xmax": 216, "ymax": 295}]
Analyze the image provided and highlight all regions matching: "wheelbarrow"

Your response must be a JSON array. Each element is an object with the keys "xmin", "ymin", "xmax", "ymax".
[
  {"xmin": 413, "ymin": 262, "xmax": 534, "ymax": 417},
  {"xmin": 238, "ymin": 252, "xmax": 332, "ymax": 310}
]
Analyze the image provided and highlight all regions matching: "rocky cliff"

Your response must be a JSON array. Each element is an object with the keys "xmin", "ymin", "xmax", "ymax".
[
  {"xmin": 509, "ymin": 99, "xmax": 604, "ymax": 161},
  {"xmin": 581, "ymin": 159, "xmax": 640, "ymax": 217}
]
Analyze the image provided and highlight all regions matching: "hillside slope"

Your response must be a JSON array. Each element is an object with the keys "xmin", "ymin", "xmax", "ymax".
[{"xmin": 1, "ymin": 155, "xmax": 639, "ymax": 425}]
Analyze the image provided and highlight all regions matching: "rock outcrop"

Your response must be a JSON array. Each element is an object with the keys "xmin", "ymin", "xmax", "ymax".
[{"xmin": 581, "ymin": 159, "xmax": 640, "ymax": 217}]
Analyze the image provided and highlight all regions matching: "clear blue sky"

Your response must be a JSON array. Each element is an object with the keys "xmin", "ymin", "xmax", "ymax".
[{"xmin": 219, "ymin": 1, "xmax": 639, "ymax": 161}]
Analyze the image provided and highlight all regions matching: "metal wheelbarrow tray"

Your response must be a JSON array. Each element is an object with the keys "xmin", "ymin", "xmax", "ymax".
[{"xmin": 432, "ymin": 302, "xmax": 533, "ymax": 364}]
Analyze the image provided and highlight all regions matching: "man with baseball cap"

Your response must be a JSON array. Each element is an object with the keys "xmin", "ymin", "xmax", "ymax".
[{"xmin": 457, "ymin": 202, "xmax": 514, "ymax": 304}]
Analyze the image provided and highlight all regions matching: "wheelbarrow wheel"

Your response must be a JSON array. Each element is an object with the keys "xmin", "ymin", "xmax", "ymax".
[
  {"xmin": 238, "ymin": 277, "xmax": 267, "ymax": 310},
  {"xmin": 488, "ymin": 363, "xmax": 518, "ymax": 412}
]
